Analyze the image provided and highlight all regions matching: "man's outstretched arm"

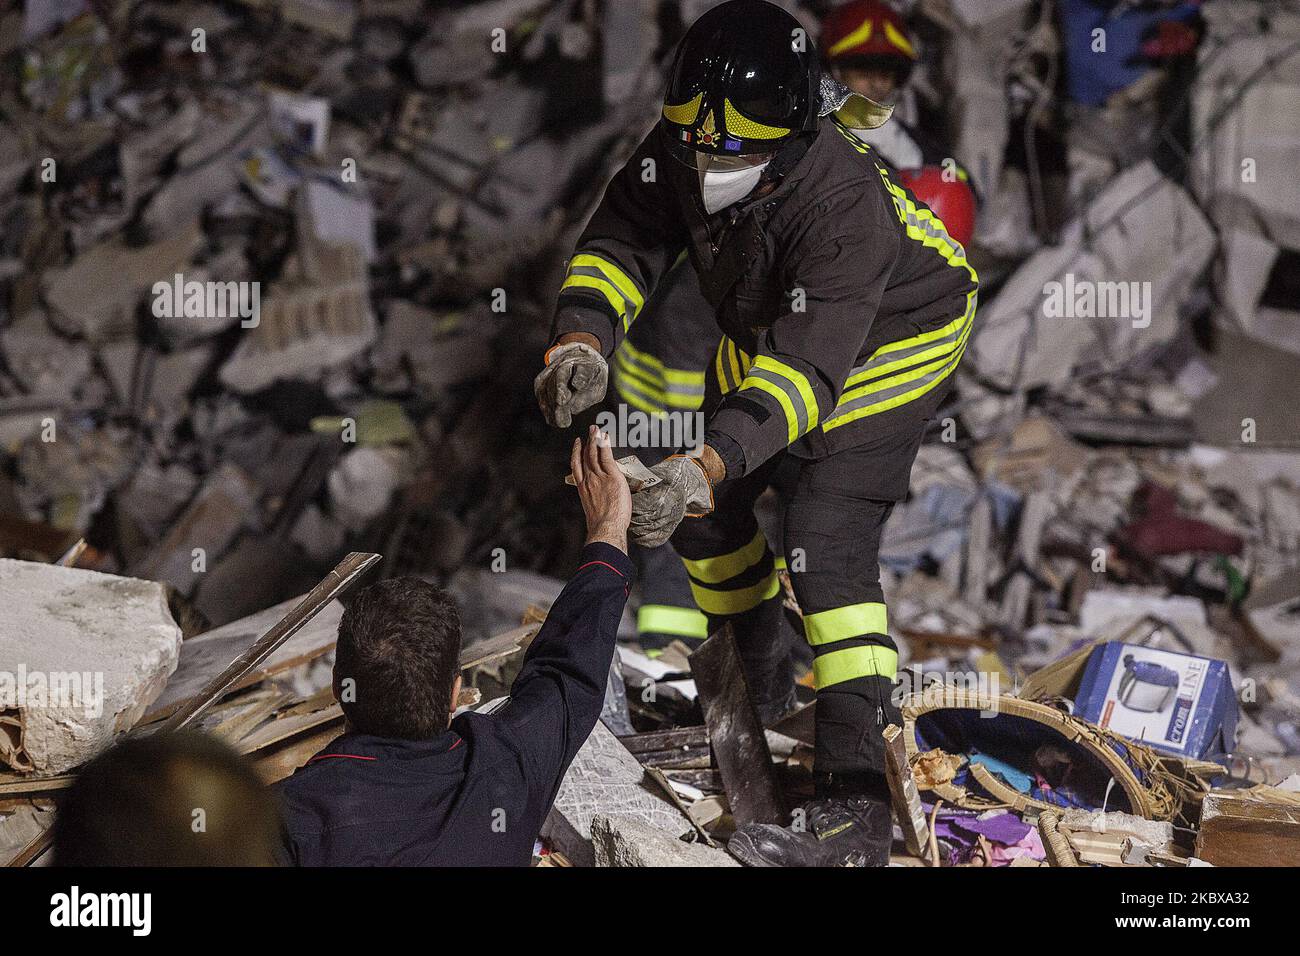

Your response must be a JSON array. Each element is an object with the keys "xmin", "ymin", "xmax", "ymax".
[{"xmin": 494, "ymin": 427, "xmax": 634, "ymax": 789}]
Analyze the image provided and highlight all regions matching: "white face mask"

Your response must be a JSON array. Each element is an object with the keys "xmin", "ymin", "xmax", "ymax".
[{"xmin": 696, "ymin": 154, "xmax": 771, "ymax": 215}]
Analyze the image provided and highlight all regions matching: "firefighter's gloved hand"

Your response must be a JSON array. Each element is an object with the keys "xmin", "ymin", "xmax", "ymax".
[
  {"xmin": 534, "ymin": 342, "xmax": 608, "ymax": 428},
  {"xmin": 630, "ymin": 455, "xmax": 714, "ymax": 548}
]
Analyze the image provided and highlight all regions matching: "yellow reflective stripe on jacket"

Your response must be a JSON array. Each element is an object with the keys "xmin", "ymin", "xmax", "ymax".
[
  {"xmin": 612, "ymin": 365, "xmax": 703, "ymax": 411},
  {"xmin": 714, "ymin": 337, "xmax": 753, "ymax": 395},
  {"xmin": 813, "ymin": 645, "xmax": 899, "ymax": 688},
  {"xmin": 874, "ymin": 166, "xmax": 977, "ymax": 283},
  {"xmin": 819, "ymin": 119, "xmax": 978, "ymax": 430},
  {"xmin": 637, "ymin": 604, "xmax": 709, "ymax": 640},
  {"xmin": 690, "ymin": 569, "xmax": 780, "ymax": 616},
  {"xmin": 823, "ymin": 295, "xmax": 974, "ymax": 430},
  {"xmin": 739, "ymin": 355, "xmax": 819, "ymax": 442},
  {"xmin": 803, "ymin": 602, "xmax": 889, "ymax": 647},
  {"xmin": 620, "ymin": 339, "xmax": 708, "ymax": 388},
  {"xmin": 612, "ymin": 374, "xmax": 663, "ymax": 415},
  {"xmin": 681, "ymin": 529, "xmax": 766, "ymax": 584},
  {"xmin": 844, "ymin": 305, "xmax": 974, "ymax": 388},
  {"xmin": 613, "ymin": 346, "xmax": 705, "ymax": 411},
  {"xmin": 562, "ymin": 254, "xmax": 646, "ymax": 331}
]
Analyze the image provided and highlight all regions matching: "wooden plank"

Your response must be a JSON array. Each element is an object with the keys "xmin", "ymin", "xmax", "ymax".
[
  {"xmin": 770, "ymin": 700, "xmax": 815, "ymax": 746},
  {"xmin": 632, "ymin": 750, "xmax": 711, "ymax": 769},
  {"xmin": 459, "ymin": 624, "xmax": 538, "ymax": 671},
  {"xmin": 689, "ymin": 627, "xmax": 786, "ymax": 826},
  {"xmin": 617, "ymin": 726, "xmax": 709, "ymax": 754},
  {"xmin": 145, "ymin": 593, "xmax": 345, "ymax": 722},
  {"xmin": 252, "ymin": 721, "xmax": 347, "ymax": 786},
  {"xmin": 0, "ymin": 775, "xmax": 74, "ymax": 798},
  {"xmin": 882, "ymin": 724, "xmax": 929, "ymax": 858},
  {"xmin": 237, "ymin": 703, "xmax": 343, "ymax": 755},
  {"xmin": 1196, "ymin": 791, "xmax": 1300, "ymax": 867},
  {"xmin": 661, "ymin": 769, "xmax": 723, "ymax": 791}
]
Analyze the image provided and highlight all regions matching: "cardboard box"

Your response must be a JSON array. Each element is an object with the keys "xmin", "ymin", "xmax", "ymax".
[{"xmin": 1074, "ymin": 642, "xmax": 1238, "ymax": 760}]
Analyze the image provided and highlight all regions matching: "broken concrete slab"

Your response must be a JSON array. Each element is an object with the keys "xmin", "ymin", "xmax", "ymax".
[
  {"xmin": 219, "ymin": 243, "xmax": 375, "ymax": 393},
  {"xmin": 128, "ymin": 462, "xmax": 259, "ymax": 596},
  {"xmin": 590, "ymin": 814, "xmax": 739, "ymax": 867},
  {"xmin": 0, "ymin": 559, "xmax": 182, "ymax": 775},
  {"xmin": 969, "ymin": 162, "xmax": 1215, "ymax": 392},
  {"xmin": 541, "ymin": 720, "xmax": 691, "ymax": 867},
  {"xmin": 41, "ymin": 222, "xmax": 204, "ymax": 343}
]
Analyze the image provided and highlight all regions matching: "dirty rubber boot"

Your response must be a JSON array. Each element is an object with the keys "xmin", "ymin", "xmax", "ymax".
[
  {"xmin": 728, "ymin": 795, "xmax": 894, "ymax": 867},
  {"xmin": 731, "ymin": 597, "xmax": 797, "ymax": 725}
]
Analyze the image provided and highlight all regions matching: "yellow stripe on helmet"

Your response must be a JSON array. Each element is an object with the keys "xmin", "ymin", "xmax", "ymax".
[
  {"xmin": 723, "ymin": 99, "xmax": 791, "ymax": 140},
  {"xmin": 827, "ymin": 19, "xmax": 873, "ymax": 58},
  {"xmin": 662, "ymin": 93, "xmax": 703, "ymax": 126}
]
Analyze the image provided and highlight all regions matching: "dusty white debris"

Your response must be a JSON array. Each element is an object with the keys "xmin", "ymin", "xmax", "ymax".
[
  {"xmin": 591, "ymin": 814, "xmax": 739, "ymax": 867},
  {"xmin": 0, "ymin": 559, "xmax": 182, "ymax": 776}
]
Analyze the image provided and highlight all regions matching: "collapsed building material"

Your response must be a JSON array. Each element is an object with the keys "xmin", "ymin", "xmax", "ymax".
[
  {"xmin": 1055, "ymin": 809, "xmax": 1177, "ymax": 867},
  {"xmin": 41, "ymin": 223, "xmax": 204, "ymax": 342},
  {"xmin": 900, "ymin": 690, "xmax": 1214, "ymax": 823},
  {"xmin": 219, "ymin": 244, "xmax": 375, "ymax": 393},
  {"xmin": 1195, "ymin": 789, "xmax": 1300, "ymax": 867},
  {"xmin": 145, "ymin": 593, "xmax": 345, "ymax": 722},
  {"xmin": 883, "ymin": 723, "xmax": 930, "ymax": 859},
  {"xmin": 0, "ymin": 560, "xmax": 182, "ymax": 775},
  {"xmin": 128, "ymin": 462, "xmax": 258, "ymax": 597},
  {"xmin": 590, "ymin": 814, "xmax": 739, "ymax": 868},
  {"xmin": 540, "ymin": 720, "xmax": 692, "ymax": 868},
  {"xmin": 969, "ymin": 161, "xmax": 1215, "ymax": 393},
  {"xmin": 690, "ymin": 628, "xmax": 787, "ymax": 827}
]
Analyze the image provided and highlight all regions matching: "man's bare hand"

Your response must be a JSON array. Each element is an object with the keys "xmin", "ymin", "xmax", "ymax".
[{"xmin": 571, "ymin": 425, "xmax": 632, "ymax": 554}]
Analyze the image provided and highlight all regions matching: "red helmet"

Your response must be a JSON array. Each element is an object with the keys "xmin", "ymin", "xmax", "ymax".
[
  {"xmin": 897, "ymin": 166, "xmax": 977, "ymax": 248},
  {"xmin": 820, "ymin": 1, "xmax": 918, "ymax": 76}
]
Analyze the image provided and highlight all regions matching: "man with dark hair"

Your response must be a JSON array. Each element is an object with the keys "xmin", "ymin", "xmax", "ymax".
[
  {"xmin": 53, "ymin": 731, "xmax": 281, "ymax": 867},
  {"xmin": 331, "ymin": 578, "xmax": 464, "ymax": 740},
  {"xmin": 276, "ymin": 426, "xmax": 633, "ymax": 866}
]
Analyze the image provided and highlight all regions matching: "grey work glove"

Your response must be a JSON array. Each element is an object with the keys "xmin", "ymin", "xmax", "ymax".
[
  {"xmin": 630, "ymin": 455, "xmax": 714, "ymax": 548},
  {"xmin": 534, "ymin": 342, "xmax": 608, "ymax": 428}
]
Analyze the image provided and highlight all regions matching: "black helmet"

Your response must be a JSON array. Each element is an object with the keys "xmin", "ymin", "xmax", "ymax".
[{"xmin": 659, "ymin": 0, "xmax": 821, "ymax": 161}]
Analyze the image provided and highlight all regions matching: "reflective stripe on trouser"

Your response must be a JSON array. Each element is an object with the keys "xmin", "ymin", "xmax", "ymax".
[
  {"xmin": 637, "ymin": 604, "xmax": 708, "ymax": 640},
  {"xmin": 668, "ymin": 454, "xmax": 795, "ymax": 715},
  {"xmin": 804, "ymin": 603, "xmax": 898, "ymax": 690},
  {"xmin": 679, "ymin": 528, "xmax": 779, "ymax": 617},
  {"xmin": 670, "ymin": 451, "xmax": 787, "ymax": 623},
  {"xmin": 783, "ymin": 460, "xmax": 905, "ymax": 784}
]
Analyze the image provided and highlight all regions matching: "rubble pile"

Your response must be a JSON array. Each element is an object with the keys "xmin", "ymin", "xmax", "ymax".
[
  {"xmin": 4, "ymin": 0, "xmax": 1300, "ymax": 868},
  {"xmin": 0, "ymin": 0, "xmax": 663, "ymax": 628}
]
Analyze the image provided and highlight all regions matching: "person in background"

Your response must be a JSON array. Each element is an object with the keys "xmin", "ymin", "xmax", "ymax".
[{"xmin": 821, "ymin": 0, "xmax": 978, "ymax": 248}]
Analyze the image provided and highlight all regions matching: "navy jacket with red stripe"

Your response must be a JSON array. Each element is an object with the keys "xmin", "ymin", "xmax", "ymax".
[{"xmin": 274, "ymin": 542, "xmax": 633, "ymax": 866}]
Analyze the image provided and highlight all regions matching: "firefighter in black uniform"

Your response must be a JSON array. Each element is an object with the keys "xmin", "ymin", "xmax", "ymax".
[{"xmin": 535, "ymin": 0, "xmax": 978, "ymax": 866}]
